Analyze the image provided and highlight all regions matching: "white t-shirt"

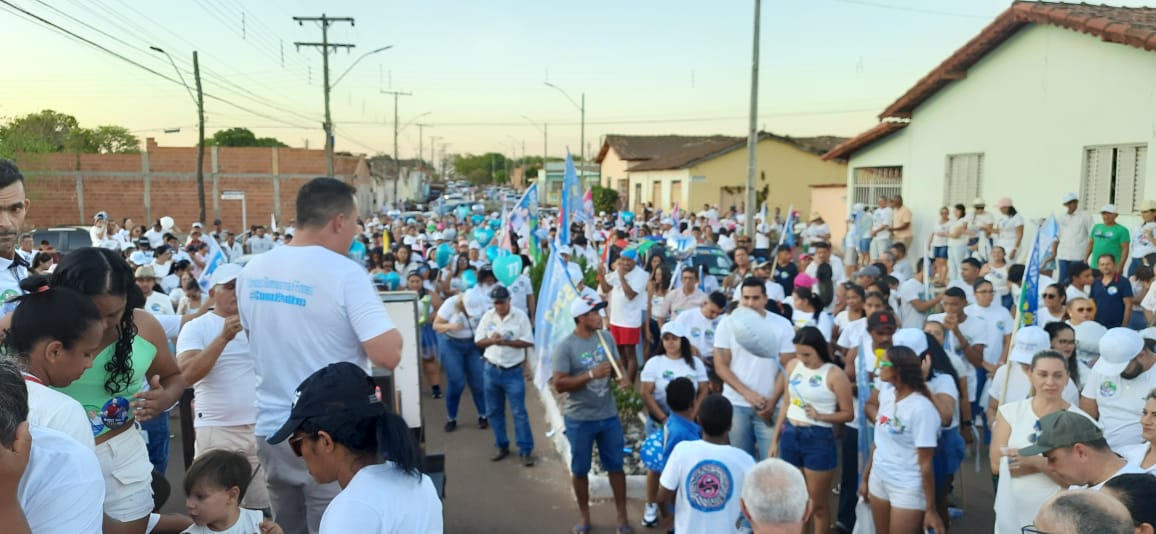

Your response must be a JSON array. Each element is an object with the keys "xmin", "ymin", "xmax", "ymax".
[
  {"xmin": 144, "ymin": 228, "xmax": 165, "ymax": 248},
  {"xmin": 965, "ymin": 303, "xmax": 1013, "ymax": 366},
  {"xmin": 319, "ymin": 463, "xmax": 443, "ymax": 534},
  {"xmin": 18, "ymin": 426, "xmax": 104, "ymax": 534},
  {"xmin": 175, "ymin": 313, "xmax": 257, "ymax": 428},
  {"xmin": 871, "ymin": 388, "xmax": 940, "ymax": 488},
  {"xmin": 836, "ymin": 316, "xmax": 867, "ymax": 350},
  {"xmin": 26, "ymin": 380, "xmax": 94, "ymax": 449},
  {"xmin": 1074, "ymin": 462, "xmax": 1147, "ymax": 490},
  {"xmin": 897, "ymin": 278, "xmax": 929, "ymax": 330},
  {"xmin": 1080, "ymin": 366, "xmax": 1156, "ymax": 450},
  {"xmin": 928, "ymin": 312, "xmax": 987, "ymax": 402},
  {"xmin": 144, "ymin": 291, "xmax": 175, "ymax": 315},
  {"xmin": 660, "ymin": 440, "xmax": 755, "ymax": 534},
  {"xmin": 474, "ymin": 307, "xmax": 533, "ymax": 368},
  {"xmin": 931, "ymin": 220, "xmax": 950, "ymax": 247},
  {"xmin": 805, "ymin": 258, "xmax": 846, "ymax": 283},
  {"xmin": 996, "ymin": 213, "xmax": 1024, "ymax": 250},
  {"xmin": 1133, "ymin": 221, "xmax": 1156, "ymax": 259},
  {"xmin": 437, "ymin": 294, "xmax": 481, "ymax": 339},
  {"xmin": 714, "ymin": 309, "xmax": 795, "ymax": 407},
  {"xmin": 872, "ymin": 207, "xmax": 893, "ymax": 239},
  {"xmin": 1118, "ymin": 443, "xmax": 1156, "ymax": 474},
  {"xmin": 182, "ymin": 508, "xmax": 264, "ymax": 534},
  {"xmin": 946, "ymin": 280, "xmax": 976, "ymax": 304},
  {"xmin": 248, "ymin": 235, "xmax": 275, "ymax": 254},
  {"xmin": 672, "ymin": 307, "xmax": 721, "ymax": 359},
  {"xmin": 928, "ymin": 373, "xmax": 960, "ymax": 429},
  {"xmin": 606, "ymin": 266, "xmax": 650, "ymax": 328},
  {"xmin": 1056, "ymin": 211, "xmax": 1094, "ymax": 262},
  {"xmin": 790, "ymin": 308, "xmax": 834, "ymax": 341},
  {"xmin": 237, "ymin": 245, "xmax": 396, "ymax": 437},
  {"xmin": 506, "ymin": 274, "xmax": 534, "ymax": 317},
  {"xmin": 640, "ymin": 355, "xmax": 709, "ymax": 410},
  {"xmin": 987, "ymin": 363, "xmax": 1080, "ymax": 409}
]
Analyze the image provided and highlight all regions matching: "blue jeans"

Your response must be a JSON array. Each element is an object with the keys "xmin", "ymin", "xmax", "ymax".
[
  {"xmin": 729, "ymin": 404, "xmax": 773, "ymax": 460},
  {"xmin": 439, "ymin": 336, "xmax": 486, "ymax": 421},
  {"xmin": 1058, "ymin": 259, "xmax": 1081, "ymax": 285},
  {"xmin": 139, "ymin": 410, "xmax": 171, "ymax": 474},
  {"xmin": 484, "ymin": 362, "xmax": 533, "ymax": 454}
]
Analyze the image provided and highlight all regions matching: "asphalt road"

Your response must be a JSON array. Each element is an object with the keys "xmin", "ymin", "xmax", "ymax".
[{"xmin": 161, "ymin": 388, "xmax": 996, "ymax": 533}]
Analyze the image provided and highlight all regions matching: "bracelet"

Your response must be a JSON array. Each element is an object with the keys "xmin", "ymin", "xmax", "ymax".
[{"xmin": 588, "ymin": 370, "xmax": 594, "ymax": 380}]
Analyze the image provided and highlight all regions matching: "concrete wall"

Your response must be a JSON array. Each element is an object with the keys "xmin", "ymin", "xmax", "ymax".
[
  {"xmin": 598, "ymin": 146, "xmax": 632, "ymax": 191},
  {"xmin": 849, "ymin": 24, "xmax": 1156, "ymax": 255},
  {"xmin": 691, "ymin": 138, "xmax": 847, "ymax": 216},
  {"xmin": 11, "ymin": 140, "xmax": 363, "ymax": 231},
  {"xmin": 810, "ymin": 184, "xmax": 849, "ymax": 253}
]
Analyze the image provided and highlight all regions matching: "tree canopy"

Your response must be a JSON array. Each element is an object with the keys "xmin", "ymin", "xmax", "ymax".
[
  {"xmin": 207, "ymin": 127, "xmax": 288, "ymax": 147},
  {"xmin": 0, "ymin": 109, "xmax": 140, "ymax": 154}
]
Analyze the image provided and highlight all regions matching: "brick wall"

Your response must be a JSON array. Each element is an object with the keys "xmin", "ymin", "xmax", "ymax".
[{"xmin": 10, "ymin": 139, "xmax": 364, "ymax": 232}]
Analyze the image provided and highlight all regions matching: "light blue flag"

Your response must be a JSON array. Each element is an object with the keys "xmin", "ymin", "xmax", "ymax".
[
  {"xmin": 557, "ymin": 152, "xmax": 582, "ymax": 248},
  {"xmin": 856, "ymin": 332, "xmax": 875, "ymax": 483},
  {"xmin": 196, "ymin": 233, "xmax": 228, "ymax": 293},
  {"xmin": 533, "ymin": 248, "xmax": 582, "ymax": 388}
]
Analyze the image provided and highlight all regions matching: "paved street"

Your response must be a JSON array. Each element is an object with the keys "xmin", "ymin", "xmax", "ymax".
[{"xmin": 162, "ymin": 385, "xmax": 996, "ymax": 532}]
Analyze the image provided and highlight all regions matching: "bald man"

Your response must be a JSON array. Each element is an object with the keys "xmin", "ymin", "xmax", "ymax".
[{"xmin": 1031, "ymin": 489, "xmax": 1133, "ymax": 534}]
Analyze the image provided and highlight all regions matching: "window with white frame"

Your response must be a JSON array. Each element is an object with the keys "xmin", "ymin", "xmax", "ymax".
[
  {"xmin": 943, "ymin": 153, "xmax": 983, "ymax": 206},
  {"xmin": 851, "ymin": 166, "xmax": 902, "ymax": 207},
  {"xmin": 1082, "ymin": 144, "xmax": 1147, "ymax": 213}
]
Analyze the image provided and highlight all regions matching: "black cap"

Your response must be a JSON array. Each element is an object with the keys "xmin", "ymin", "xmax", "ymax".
[
  {"xmin": 154, "ymin": 244, "xmax": 172, "ymax": 255},
  {"xmin": 490, "ymin": 285, "xmax": 511, "ymax": 301},
  {"xmin": 266, "ymin": 362, "xmax": 385, "ymax": 444},
  {"xmin": 867, "ymin": 310, "xmax": 898, "ymax": 332}
]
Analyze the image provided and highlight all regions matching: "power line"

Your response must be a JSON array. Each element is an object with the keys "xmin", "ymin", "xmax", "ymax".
[{"xmin": 337, "ymin": 107, "xmax": 881, "ymax": 128}]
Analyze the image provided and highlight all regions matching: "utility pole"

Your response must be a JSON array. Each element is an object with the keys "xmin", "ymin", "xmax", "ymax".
[
  {"xmin": 193, "ymin": 52, "xmax": 206, "ymax": 224},
  {"xmin": 744, "ymin": 0, "xmax": 762, "ymax": 238},
  {"xmin": 428, "ymin": 135, "xmax": 442, "ymax": 176},
  {"xmin": 417, "ymin": 123, "xmax": 430, "ymax": 169},
  {"xmin": 293, "ymin": 14, "xmax": 355, "ymax": 177},
  {"xmin": 381, "ymin": 90, "xmax": 412, "ymax": 204}
]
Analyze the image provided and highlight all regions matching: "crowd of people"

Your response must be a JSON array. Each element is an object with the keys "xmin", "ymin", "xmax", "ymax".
[{"xmin": 8, "ymin": 146, "xmax": 1156, "ymax": 534}]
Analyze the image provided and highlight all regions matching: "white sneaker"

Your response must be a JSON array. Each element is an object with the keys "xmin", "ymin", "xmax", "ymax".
[{"xmin": 642, "ymin": 502, "xmax": 659, "ymax": 527}]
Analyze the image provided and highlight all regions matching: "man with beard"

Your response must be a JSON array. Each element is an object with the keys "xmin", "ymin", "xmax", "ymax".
[
  {"xmin": 1079, "ymin": 327, "xmax": 1156, "ymax": 450},
  {"xmin": 0, "ymin": 161, "xmax": 29, "ymax": 314}
]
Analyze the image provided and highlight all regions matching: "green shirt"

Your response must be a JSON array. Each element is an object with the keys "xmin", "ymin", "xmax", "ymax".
[{"xmin": 1090, "ymin": 223, "xmax": 1130, "ymax": 264}]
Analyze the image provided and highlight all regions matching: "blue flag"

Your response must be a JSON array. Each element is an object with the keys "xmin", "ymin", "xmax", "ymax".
[
  {"xmin": 779, "ymin": 206, "xmax": 796, "ymax": 249},
  {"xmin": 533, "ymin": 249, "xmax": 582, "ymax": 388},
  {"xmin": 1018, "ymin": 220, "xmax": 1047, "ymax": 327},
  {"xmin": 557, "ymin": 152, "xmax": 582, "ymax": 247},
  {"xmin": 856, "ymin": 333, "xmax": 875, "ymax": 483},
  {"xmin": 196, "ymin": 233, "xmax": 228, "ymax": 293}
]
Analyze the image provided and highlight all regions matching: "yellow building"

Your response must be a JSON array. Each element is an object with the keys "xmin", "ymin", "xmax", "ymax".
[{"xmin": 597, "ymin": 133, "xmax": 847, "ymax": 216}]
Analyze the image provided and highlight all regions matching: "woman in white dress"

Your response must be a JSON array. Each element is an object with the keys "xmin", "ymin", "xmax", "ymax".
[
  {"xmin": 990, "ymin": 350, "xmax": 1097, "ymax": 534},
  {"xmin": 1118, "ymin": 391, "xmax": 1156, "ymax": 473},
  {"xmin": 930, "ymin": 207, "xmax": 950, "ymax": 286},
  {"xmin": 981, "ymin": 246, "xmax": 1013, "ymax": 311},
  {"xmin": 946, "ymin": 204, "xmax": 970, "ymax": 283},
  {"xmin": 994, "ymin": 198, "xmax": 1024, "ymax": 261}
]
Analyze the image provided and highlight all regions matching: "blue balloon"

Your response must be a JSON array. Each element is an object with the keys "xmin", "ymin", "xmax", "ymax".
[
  {"xmin": 474, "ymin": 228, "xmax": 494, "ymax": 246},
  {"xmin": 461, "ymin": 269, "xmax": 477, "ymax": 289},
  {"xmin": 485, "ymin": 245, "xmax": 499, "ymax": 262},
  {"xmin": 471, "ymin": 214, "xmax": 485, "ymax": 225},
  {"xmin": 488, "ymin": 218, "xmax": 501, "ymax": 230},
  {"xmin": 435, "ymin": 243, "xmax": 454, "ymax": 268},
  {"xmin": 621, "ymin": 211, "xmax": 636, "ymax": 225}
]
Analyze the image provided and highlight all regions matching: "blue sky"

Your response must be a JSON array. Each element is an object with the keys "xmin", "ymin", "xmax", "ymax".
[{"xmin": 2, "ymin": 0, "xmax": 1148, "ymax": 159}]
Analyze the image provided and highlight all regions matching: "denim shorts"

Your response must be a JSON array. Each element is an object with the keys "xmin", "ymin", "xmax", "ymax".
[
  {"xmin": 778, "ymin": 421, "xmax": 838, "ymax": 471},
  {"xmin": 933, "ymin": 246, "xmax": 948, "ymax": 259},
  {"xmin": 933, "ymin": 428, "xmax": 966, "ymax": 491},
  {"xmin": 564, "ymin": 415, "xmax": 626, "ymax": 476},
  {"xmin": 858, "ymin": 238, "xmax": 871, "ymax": 253}
]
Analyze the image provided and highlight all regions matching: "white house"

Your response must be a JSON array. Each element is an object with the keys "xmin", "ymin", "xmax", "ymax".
[{"xmin": 824, "ymin": 1, "xmax": 1156, "ymax": 261}]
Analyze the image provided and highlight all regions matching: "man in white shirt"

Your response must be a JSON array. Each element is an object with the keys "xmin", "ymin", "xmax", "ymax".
[
  {"xmin": 143, "ymin": 220, "xmax": 166, "ymax": 249},
  {"xmin": 742, "ymin": 458, "xmax": 812, "ymax": 534},
  {"xmin": 869, "ymin": 196, "xmax": 893, "ymax": 260},
  {"xmin": 805, "ymin": 242, "xmax": 846, "ymax": 284},
  {"xmin": 246, "ymin": 226, "xmax": 275, "ymax": 255},
  {"xmin": 1078, "ymin": 327, "xmax": 1156, "ymax": 450},
  {"xmin": 897, "ymin": 259, "xmax": 940, "ymax": 331},
  {"xmin": 929, "ymin": 287, "xmax": 988, "ymax": 410},
  {"xmin": 714, "ymin": 278, "xmax": 796, "ymax": 460},
  {"xmin": 1020, "ymin": 409, "xmax": 1143, "ymax": 490},
  {"xmin": 0, "ymin": 361, "xmax": 104, "ymax": 534},
  {"xmin": 658, "ymin": 394, "xmax": 756, "ymax": 533},
  {"xmin": 474, "ymin": 286, "xmax": 535, "ymax": 466},
  {"xmin": 672, "ymin": 292, "xmax": 727, "ymax": 362},
  {"xmin": 221, "ymin": 231, "xmax": 245, "ymax": 263},
  {"xmin": 237, "ymin": 177, "xmax": 403, "ymax": 534},
  {"xmin": 597, "ymin": 248, "xmax": 649, "ymax": 379},
  {"xmin": 1053, "ymin": 192, "xmax": 1095, "ymax": 284},
  {"xmin": 135, "ymin": 265, "xmax": 175, "ymax": 315},
  {"xmin": 175, "ymin": 263, "xmax": 270, "ymax": 511}
]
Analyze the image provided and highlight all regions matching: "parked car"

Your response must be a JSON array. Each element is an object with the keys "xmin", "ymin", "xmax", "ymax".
[
  {"xmin": 30, "ymin": 226, "xmax": 92, "ymax": 256},
  {"xmin": 648, "ymin": 243, "xmax": 734, "ymax": 287}
]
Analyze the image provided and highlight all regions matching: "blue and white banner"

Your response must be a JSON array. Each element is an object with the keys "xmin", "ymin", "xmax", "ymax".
[
  {"xmin": 556, "ymin": 152, "xmax": 582, "ymax": 248},
  {"xmin": 197, "ymin": 233, "xmax": 228, "ymax": 293},
  {"xmin": 533, "ymin": 249, "xmax": 581, "ymax": 388}
]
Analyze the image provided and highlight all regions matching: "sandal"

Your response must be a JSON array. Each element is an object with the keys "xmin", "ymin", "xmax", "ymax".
[
  {"xmin": 616, "ymin": 525, "xmax": 635, "ymax": 534},
  {"xmin": 570, "ymin": 524, "xmax": 591, "ymax": 534}
]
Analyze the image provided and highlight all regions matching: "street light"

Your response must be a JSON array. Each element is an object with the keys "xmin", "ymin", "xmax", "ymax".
[
  {"xmin": 326, "ymin": 44, "xmax": 393, "ymax": 177},
  {"xmin": 543, "ymin": 82, "xmax": 585, "ymax": 174},
  {"xmin": 520, "ymin": 115, "xmax": 548, "ymax": 184},
  {"xmin": 331, "ymin": 45, "xmax": 393, "ymax": 90},
  {"xmin": 151, "ymin": 45, "xmax": 207, "ymax": 224}
]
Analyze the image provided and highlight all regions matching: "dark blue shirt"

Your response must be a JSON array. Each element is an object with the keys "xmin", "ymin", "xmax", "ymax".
[
  {"xmin": 663, "ymin": 412, "xmax": 701, "ymax": 459},
  {"xmin": 1090, "ymin": 274, "xmax": 1133, "ymax": 327}
]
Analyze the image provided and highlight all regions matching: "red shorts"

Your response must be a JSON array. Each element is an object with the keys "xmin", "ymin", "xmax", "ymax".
[{"xmin": 608, "ymin": 325, "xmax": 641, "ymax": 346}]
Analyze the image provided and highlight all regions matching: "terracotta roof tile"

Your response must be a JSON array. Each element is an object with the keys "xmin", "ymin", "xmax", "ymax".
[
  {"xmin": 624, "ymin": 132, "xmax": 850, "ymax": 172},
  {"xmin": 821, "ymin": 121, "xmax": 909, "ymax": 161}
]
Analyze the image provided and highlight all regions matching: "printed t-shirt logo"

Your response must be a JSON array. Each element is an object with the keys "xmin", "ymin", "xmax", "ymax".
[
  {"xmin": 808, "ymin": 374, "xmax": 824, "ymax": 387},
  {"xmin": 690, "ymin": 327, "xmax": 702, "ymax": 338},
  {"xmin": 879, "ymin": 414, "xmax": 906, "ymax": 435},
  {"xmin": 686, "ymin": 460, "xmax": 734, "ymax": 512},
  {"xmin": 87, "ymin": 397, "xmax": 132, "ymax": 434},
  {"xmin": 661, "ymin": 370, "xmax": 675, "ymax": 380},
  {"xmin": 1100, "ymin": 380, "xmax": 1118, "ymax": 398}
]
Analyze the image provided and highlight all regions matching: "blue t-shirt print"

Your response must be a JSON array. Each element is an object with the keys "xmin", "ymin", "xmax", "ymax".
[{"xmin": 685, "ymin": 459, "xmax": 735, "ymax": 512}]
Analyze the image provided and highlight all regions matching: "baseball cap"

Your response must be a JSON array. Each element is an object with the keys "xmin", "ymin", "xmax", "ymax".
[
  {"xmin": 867, "ymin": 310, "xmax": 897, "ymax": 332},
  {"xmin": 134, "ymin": 265, "xmax": 158, "ymax": 280},
  {"xmin": 1061, "ymin": 192, "xmax": 1079, "ymax": 204},
  {"xmin": 1074, "ymin": 321, "xmax": 1107, "ymax": 363},
  {"xmin": 997, "ymin": 197, "xmax": 1013, "ymax": 209},
  {"xmin": 556, "ymin": 244, "xmax": 573, "ymax": 256},
  {"xmin": 1095, "ymin": 327, "xmax": 1144, "ymax": 376},
  {"xmin": 854, "ymin": 266, "xmax": 882, "ymax": 279},
  {"xmin": 267, "ymin": 362, "xmax": 385, "ymax": 444},
  {"xmin": 1142, "ymin": 200, "xmax": 1156, "ymax": 212},
  {"xmin": 1019, "ymin": 410, "xmax": 1105, "ymax": 456},
  {"xmin": 209, "ymin": 263, "xmax": 243, "ymax": 287},
  {"xmin": 660, "ymin": 321, "xmax": 687, "ymax": 339},
  {"xmin": 191, "ymin": 222, "xmax": 203, "ymax": 229},
  {"xmin": 973, "ymin": 197, "xmax": 986, "ymax": 207},
  {"xmin": 1101, "ymin": 204, "xmax": 1119, "ymax": 214},
  {"xmin": 892, "ymin": 328, "xmax": 928, "ymax": 356},
  {"xmin": 794, "ymin": 272, "xmax": 817, "ymax": 289},
  {"xmin": 570, "ymin": 295, "xmax": 608, "ymax": 318},
  {"xmin": 620, "ymin": 248, "xmax": 638, "ymax": 261},
  {"xmin": 490, "ymin": 285, "xmax": 511, "ymax": 302},
  {"xmin": 1008, "ymin": 325, "xmax": 1051, "ymax": 365},
  {"xmin": 94, "ymin": 211, "xmax": 108, "ymax": 220}
]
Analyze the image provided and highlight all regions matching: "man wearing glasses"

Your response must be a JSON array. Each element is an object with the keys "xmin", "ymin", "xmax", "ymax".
[
  {"xmin": 175, "ymin": 263, "xmax": 272, "ymax": 512},
  {"xmin": 1025, "ymin": 488, "xmax": 1133, "ymax": 534},
  {"xmin": 1078, "ymin": 328, "xmax": 1156, "ymax": 450}
]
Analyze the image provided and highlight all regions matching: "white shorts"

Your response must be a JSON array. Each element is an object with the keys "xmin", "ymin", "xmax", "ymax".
[
  {"xmin": 194, "ymin": 424, "xmax": 271, "ymax": 509},
  {"xmin": 95, "ymin": 427, "xmax": 155, "ymax": 522},
  {"xmin": 868, "ymin": 470, "xmax": 926, "ymax": 511}
]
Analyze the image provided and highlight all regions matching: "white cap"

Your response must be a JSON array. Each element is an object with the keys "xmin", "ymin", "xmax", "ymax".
[
  {"xmin": 209, "ymin": 263, "xmax": 244, "ymax": 287},
  {"xmin": 660, "ymin": 321, "xmax": 687, "ymax": 339},
  {"xmin": 1140, "ymin": 327, "xmax": 1156, "ymax": 342},
  {"xmin": 403, "ymin": 236, "xmax": 417, "ymax": 246},
  {"xmin": 468, "ymin": 241, "xmax": 481, "ymax": 250},
  {"xmin": 1008, "ymin": 326, "xmax": 1051, "ymax": 365},
  {"xmin": 892, "ymin": 328, "xmax": 928, "ymax": 356},
  {"xmin": 570, "ymin": 295, "xmax": 606, "ymax": 318},
  {"xmin": 1095, "ymin": 327, "xmax": 1144, "ymax": 376},
  {"xmin": 1074, "ymin": 321, "xmax": 1108, "ymax": 363},
  {"xmin": 557, "ymin": 245, "xmax": 573, "ymax": 256},
  {"xmin": 432, "ymin": 232, "xmax": 444, "ymax": 241},
  {"xmin": 1061, "ymin": 192, "xmax": 1079, "ymax": 204},
  {"xmin": 191, "ymin": 221, "xmax": 203, "ymax": 228},
  {"xmin": 1101, "ymin": 204, "xmax": 1119, "ymax": 214}
]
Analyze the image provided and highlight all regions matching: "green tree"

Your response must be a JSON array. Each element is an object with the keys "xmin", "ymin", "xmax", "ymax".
[
  {"xmin": 68, "ymin": 125, "xmax": 141, "ymax": 153},
  {"xmin": 0, "ymin": 110, "xmax": 139, "ymax": 154},
  {"xmin": 591, "ymin": 186, "xmax": 619, "ymax": 214},
  {"xmin": 207, "ymin": 127, "xmax": 288, "ymax": 147},
  {"xmin": 452, "ymin": 152, "xmax": 510, "ymax": 184}
]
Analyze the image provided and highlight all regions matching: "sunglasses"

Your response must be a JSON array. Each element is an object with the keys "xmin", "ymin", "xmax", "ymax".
[
  {"xmin": 1073, "ymin": 307, "xmax": 1092, "ymax": 313},
  {"xmin": 1042, "ymin": 293, "xmax": 1058, "ymax": 299},
  {"xmin": 877, "ymin": 360, "xmax": 894, "ymax": 368},
  {"xmin": 288, "ymin": 434, "xmax": 309, "ymax": 457}
]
